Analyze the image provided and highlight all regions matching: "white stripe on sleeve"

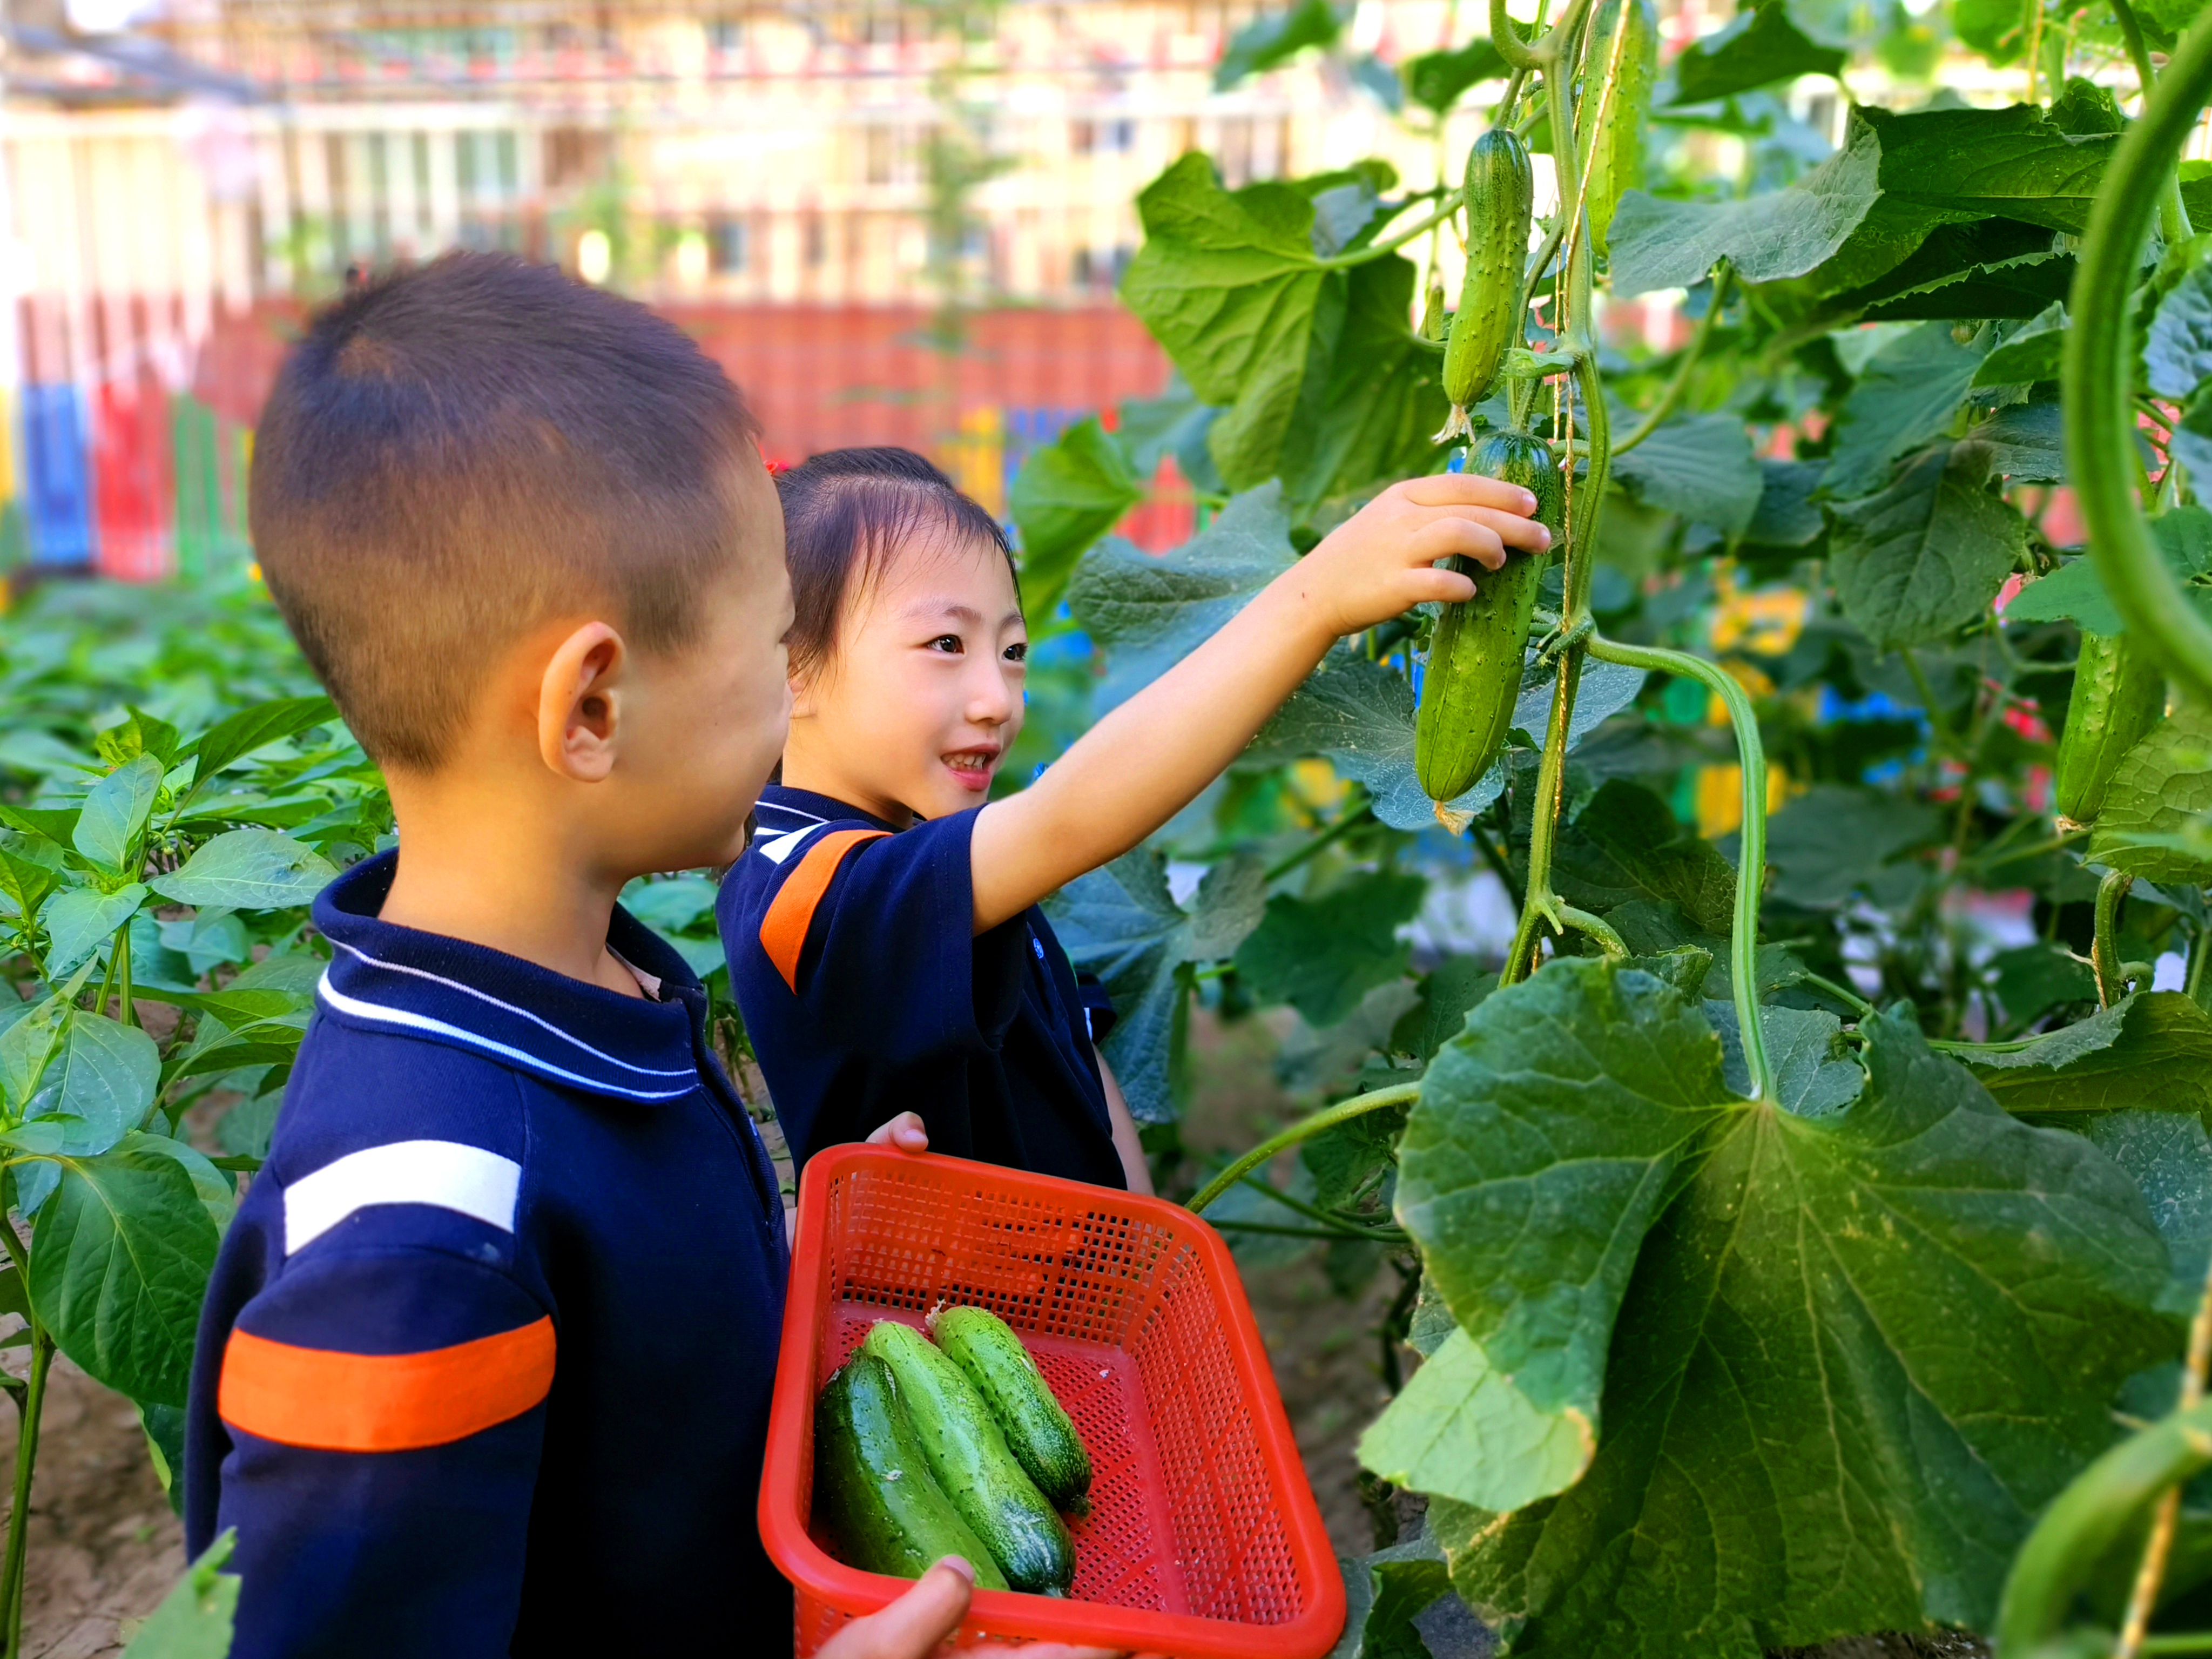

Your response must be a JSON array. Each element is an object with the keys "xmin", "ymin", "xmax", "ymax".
[{"xmin": 284, "ymin": 1139, "xmax": 523, "ymax": 1256}]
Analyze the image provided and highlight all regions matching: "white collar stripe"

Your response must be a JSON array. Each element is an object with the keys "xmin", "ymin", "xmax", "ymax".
[
  {"xmin": 316, "ymin": 975, "xmax": 695, "ymax": 1101},
  {"xmin": 284, "ymin": 1138, "xmax": 523, "ymax": 1256},
  {"xmin": 756, "ymin": 824, "xmax": 823, "ymax": 866},
  {"xmin": 327, "ymin": 940, "xmax": 695, "ymax": 1080}
]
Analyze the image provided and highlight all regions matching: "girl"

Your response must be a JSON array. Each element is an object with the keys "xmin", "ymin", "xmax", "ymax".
[{"xmin": 718, "ymin": 446, "xmax": 1545, "ymax": 1191}]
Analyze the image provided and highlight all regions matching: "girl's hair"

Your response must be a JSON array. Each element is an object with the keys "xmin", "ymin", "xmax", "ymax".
[{"xmin": 775, "ymin": 446, "xmax": 1017, "ymax": 682}]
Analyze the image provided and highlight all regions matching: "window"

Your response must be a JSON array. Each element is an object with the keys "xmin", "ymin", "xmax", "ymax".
[
  {"xmin": 865, "ymin": 125, "xmax": 895, "ymax": 187},
  {"xmin": 805, "ymin": 214, "xmax": 827, "ymax": 268},
  {"xmin": 709, "ymin": 215, "xmax": 748, "ymax": 274}
]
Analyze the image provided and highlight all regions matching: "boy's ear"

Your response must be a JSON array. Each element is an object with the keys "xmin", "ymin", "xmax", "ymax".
[{"xmin": 537, "ymin": 621, "xmax": 625, "ymax": 783}]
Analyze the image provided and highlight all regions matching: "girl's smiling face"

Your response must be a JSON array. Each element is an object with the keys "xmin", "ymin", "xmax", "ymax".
[{"xmin": 780, "ymin": 528, "xmax": 1028, "ymax": 826}]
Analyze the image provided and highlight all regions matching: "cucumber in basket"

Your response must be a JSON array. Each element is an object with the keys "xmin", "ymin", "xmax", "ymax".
[
  {"xmin": 813, "ymin": 1352, "xmax": 1009, "ymax": 1590},
  {"xmin": 861, "ymin": 1320, "xmax": 1077, "ymax": 1595},
  {"xmin": 928, "ymin": 1306, "xmax": 1092, "ymax": 1514}
]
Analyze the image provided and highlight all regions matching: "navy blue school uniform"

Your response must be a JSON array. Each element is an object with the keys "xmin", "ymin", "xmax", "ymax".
[
  {"xmin": 719, "ymin": 783, "xmax": 1127, "ymax": 1188},
  {"xmin": 184, "ymin": 851, "xmax": 791, "ymax": 1659}
]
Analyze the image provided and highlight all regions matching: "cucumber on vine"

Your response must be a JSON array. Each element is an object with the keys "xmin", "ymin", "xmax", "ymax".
[
  {"xmin": 1438, "ymin": 129, "xmax": 1535, "ymax": 442},
  {"xmin": 2053, "ymin": 629, "xmax": 2166, "ymax": 825}
]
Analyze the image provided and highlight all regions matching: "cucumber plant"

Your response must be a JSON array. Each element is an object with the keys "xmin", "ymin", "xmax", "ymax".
[{"xmin": 1013, "ymin": 0, "xmax": 2212, "ymax": 1650}]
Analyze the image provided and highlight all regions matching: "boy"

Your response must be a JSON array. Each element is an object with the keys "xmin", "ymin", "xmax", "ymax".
[{"xmin": 181, "ymin": 254, "xmax": 1057, "ymax": 1659}]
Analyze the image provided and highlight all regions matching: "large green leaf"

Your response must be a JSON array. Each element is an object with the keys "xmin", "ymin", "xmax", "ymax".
[
  {"xmin": 1357, "ymin": 1326, "xmax": 1596, "ymax": 1512},
  {"xmin": 42, "ymin": 883, "xmax": 150, "ymax": 977},
  {"xmin": 1402, "ymin": 36, "xmax": 1509, "ymax": 114},
  {"xmin": 1233, "ymin": 869, "xmax": 1426, "ymax": 1027},
  {"xmin": 1972, "ymin": 301, "xmax": 2065, "ymax": 387},
  {"xmin": 26, "ymin": 1139, "xmax": 220, "ymax": 1405},
  {"xmin": 0, "ymin": 846, "xmax": 61, "ymax": 926},
  {"xmin": 2004, "ymin": 509, "xmax": 2212, "ymax": 634},
  {"xmin": 1066, "ymin": 483, "xmax": 1297, "ymax": 713},
  {"xmin": 1856, "ymin": 104, "xmax": 2117, "ymax": 235},
  {"xmin": 1213, "ymin": 0, "xmax": 1344, "ymax": 89},
  {"xmin": 1008, "ymin": 418, "xmax": 1145, "ymax": 616},
  {"xmin": 1046, "ymin": 851, "xmax": 1265, "ymax": 1122},
  {"xmin": 2087, "ymin": 1110, "xmax": 2212, "ymax": 1314},
  {"xmin": 119, "ymin": 1532, "xmax": 239, "ymax": 1659},
  {"xmin": 1820, "ymin": 321, "xmax": 1988, "ymax": 500},
  {"xmin": 2147, "ymin": 261, "xmax": 2212, "ymax": 403},
  {"xmin": 1119, "ymin": 158, "xmax": 1327, "ymax": 491},
  {"xmin": 1764, "ymin": 784, "xmax": 1942, "ymax": 908},
  {"xmin": 1972, "ymin": 992, "xmax": 2212, "ymax": 1126},
  {"xmin": 1607, "ymin": 413, "xmax": 1762, "ymax": 534},
  {"xmin": 1666, "ymin": 1, "xmax": 1844, "ymax": 105},
  {"xmin": 2090, "ymin": 702, "xmax": 2212, "ymax": 886},
  {"xmin": 1539, "ymin": 779, "xmax": 1738, "ymax": 934},
  {"xmin": 1829, "ymin": 441, "xmax": 2029, "ymax": 650},
  {"xmin": 1607, "ymin": 118, "xmax": 1880, "ymax": 296},
  {"xmin": 23, "ymin": 1011, "xmax": 159, "ymax": 1157},
  {"xmin": 1412, "ymin": 960, "xmax": 2177, "ymax": 1653},
  {"xmin": 149, "ymin": 827, "xmax": 339, "ymax": 912},
  {"xmin": 72, "ymin": 754, "xmax": 164, "ymax": 876},
  {"xmin": 184, "ymin": 696, "xmax": 338, "ymax": 793},
  {"xmin": 1329, "ymin": 1530, "xmax": 1455, "ymax": 1659}
]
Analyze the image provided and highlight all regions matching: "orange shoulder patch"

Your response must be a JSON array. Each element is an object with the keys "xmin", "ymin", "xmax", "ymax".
[
  {"xmin": 218, "ymin": 1316, "xmax": 556, "ymax": 1453},
  {"xmin": 759, "ymin": 828, "xmax": 889, "ymax": 992}
]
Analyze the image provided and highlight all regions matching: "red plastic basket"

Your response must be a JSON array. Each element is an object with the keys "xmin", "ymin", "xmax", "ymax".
[{"xmin": 760, "ymin": 1144, "xmax": 1347, "ymax": 1659}]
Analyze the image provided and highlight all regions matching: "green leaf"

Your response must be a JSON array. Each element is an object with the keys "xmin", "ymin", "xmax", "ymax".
[
  {"xmin": 2085, "ymin": 1110, "xmax": 2212, "ymax": 1314},
  {"xmin": 181, "ymin": 696, "xmax": 338, "ymax": 805},
  {"xmin": 2148, "ymin": 255, "xmax": 2212, "ymax": 401},
  {"xmin": 149, "ymin": 827, "xmax": 339, "ymax": 912},
  {"xmin": 1607, "ymin": 413, "xmax": 1763, "ymax": 534},
  {"xmin": 1856, "ymin": 103, "xmax": 2117, "ymax": 235},
  {"xmin": 2091, "ymin": 702, "xmax": 2212, "ymax": 886},
  {"xmin": 24, "ymin": 1011, "xmax": 159, "ymax": 1157},
  {"xmin": 72, "ymin": 754, "xmax": 165, "ymax": 875},
  {"xmin": 1358, "ymin": 1326, "xmax": 1596, "ymax": 1511},
  {"xmin": 1665, "ymin": 1, "xmax": 1844, "ymax": 105},
  {"xmin": 0, "ymin": 973, "xmax": 87, "ymax": 1116},
  {"xmin": 1970, "ymin": 397, "xmax": 2067, "ymax": 482},
  {"xmin": 1607, "ymin": 117, "xmax": 1880, "ymax": 296},
  {"xmin": 1745, "ymin": 459, "xmax": 1826, "ymax": 547},
  {"xmin": 1213, "ymin": 0, "xmax": 1345, "ymax": 89},
  {"xmin": 1829, "ymin": 440, "xmax": 2029, "ymax": 650},
  {"xmin": 2005, "ymin": 512, "xmax": 2212, "ymax": 634},
  {"xmin": 1705, "ymin": 1000, "xmax": 1865, "ymax": 1114},
  {"xmin": 617, "ymin": 874, "xmax": 721, "ymax": 936},
  {"xmin": 1953, "ymin": 0, "xmax": 2035, "ymax": 60},
  {"xmin": 1764, "ymin": 784, "xmax": 1942, "ymax": 908},
  {"xmin": 163, "ymin": 1012, "xmax": 312, "ymax": 1090},
  {"xmin": 1234, "ymin": 871, "xmax": 1424, "ymax": 1027},
  {"xmin": 1401, "ymin": 36, "xmax": 1509, "ymax": 114},
  {"xmin": 1821, "ymin": 321, "xmax": 1989, "ymax": 500},
  {"xmin": 1330, "ymin": 1532, "xmax": 1454, "ymax": 1659},
  {"xmin": 0, "ymin": 804, "xmax": 81, "ymax": 849},
  {"xmin": 1973, "ymin": 301, "xmax": 2066, "ymax": 387},
  {"xmin": 119, "ymin": 1531, "xmax": 239, "ymax": 1659},
  {"xmin": 2049, "ymin": 76, "xmax": 2127, "ymax": 136},
  {"xmin": 1988, "ymin": 941, "xmax": 2098, "ymax": 1026},
  {"xmin": 27, "ymin": 1140, "xmax": 220, "ymax": 1406},
  {"xmin": 1972, "ymin": 992, "xmax": 2212, "ymax": 1127},
  {"xmin": 0, "ymin": 846, "xmax": 62, "ymax": 926},
  {"xmin": 1302, "ymin": 1102, "xmax": 1407, "ymax": 1211},
  {"xmin": 1067, "ymin": 483, "xmax": 1297, "ymax": 713},
  {"xmin": 1009, "ymin": 418, "xmax": 1145, "ymax": 616},
  {"xmin": 42, "ymin": 884, "xmax": 151, "ymax": 978},
  {"xmin": 1543, "ymin": 779, "xmax": 1737, "ymax": 934},
  {"xmin": 1119, "ymin": 157, "xmax": 1326, "ymax": 490},
  {"xmin": 1419, "ymin": 963, "xmax": 2177, "ymax": 1651}
]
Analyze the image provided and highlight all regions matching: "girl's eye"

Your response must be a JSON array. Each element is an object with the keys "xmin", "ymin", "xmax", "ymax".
[
  {"xmin": 929, "ymin": 635, "xmax": 963, "ymax": 653},
  {"xmin": 1003, "ymin": 643, "xmax": 1028, "ymax": 664}
]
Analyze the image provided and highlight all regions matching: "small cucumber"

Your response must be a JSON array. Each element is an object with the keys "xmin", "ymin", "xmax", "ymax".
[
  {"xmin": 813, "ymin": 1352, "xmax": 1009, "ymax": 1590},
  {"xmin": 2055, "ymin": 629, "xmax": 2166, "ymax": 824},
  {"xmin": 1415, "ymin": 429, "xmax": 1564, "ymax": 805},
  {"xmin": 861, "ymin": 1321, "xmax": 1077, "ymax": 1595},
  {"xmin": 928, "ymin": 1307, "xmax": 1093, "ymax": 1513},
  {"xmin": 1438, "ymin": 128, "xmax": 1534, "ymax": 441},
  {"xmin": 1576, "ymin": 0, "xmax": 1657, "ymax": 255}
]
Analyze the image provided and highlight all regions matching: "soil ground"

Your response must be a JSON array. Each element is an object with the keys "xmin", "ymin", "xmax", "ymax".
[{"xmin": 2, "ymin": 1006, "xmax": 1992, "ymax": 1657}]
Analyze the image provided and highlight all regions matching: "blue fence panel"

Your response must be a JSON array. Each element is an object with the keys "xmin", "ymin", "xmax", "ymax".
[{"xmin": 22, "ymin": 383, "xmax": 94, "ymax": 567}]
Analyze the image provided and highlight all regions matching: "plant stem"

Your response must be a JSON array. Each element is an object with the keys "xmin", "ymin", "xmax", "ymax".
[
  {"xmin": 1585, "ymin": 633, "xmax": 1776, "ymax": 1102},
  {"xmin": 1968, "ymin": 828, "xmax": 2086, "ymax": 872},
  {"xmin": 2118, "ymin": 1229, "xmax": 2212, "ymax": 1659},
  {"xmin": 1491, "ymin": 0, "xmax": 1542, "ymax": 70},
  {"xmin": 0, "ymin": 1324, "xmax": 50, "ymax": 1657},
  {"xmin": 1209, "ymin": 1219, "xmax": 1408, "ymax": 1245},
  {"xmin": 1315, "ymin": 191, "xmax": 1466, "ymax": 270},
  {"xmin": 2067, "ymin": 3, "xmax": 2212, "ymax": 707},
  {"xmin": 1501, "ymin": 650, "xmax": 1583, "ymax": 984},
  {"xmin": 2189, "ymin": 918, "xmax": 2212, "ymax": 1011},
  {"xmin": 2095, "ymin": 867, "xmax": 2136, "ymax": 1006},
  {"xmin": 1800, "ymin": 970, "xmax": 1877, "ymax": 1019},
  {"xmin": 1555, "ymin": 904, "xmax": 1629, "ymax": 957},
  {"xmin": 114, "ymin": 923, "xmax": 133, "ymax": 1030},
  {"xmin": 1230, "ymin": 1172, "xmax": 1404, "ymax": 1241},
  {"xmin": 1613, "ymin": 264, "xmax": 1733, "ymax": 458},
  {"xmin": 1265, "ymin": 802, "xmax": 1376, "ymax": 883},
  {"xmin": 1186, "ymin": 1082, "xmax": 1422, "ymax": 1215}
]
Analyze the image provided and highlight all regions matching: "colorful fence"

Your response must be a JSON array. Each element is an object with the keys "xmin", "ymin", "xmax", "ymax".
[{"xmin": 0, "ymin": 299, "xmax": 1185, "ymax": 588}]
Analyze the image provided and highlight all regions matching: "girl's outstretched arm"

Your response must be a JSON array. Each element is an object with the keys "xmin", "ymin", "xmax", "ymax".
[{"xmin": 969, "ymin": 473, "xmax": 1547, "ymax": 932}]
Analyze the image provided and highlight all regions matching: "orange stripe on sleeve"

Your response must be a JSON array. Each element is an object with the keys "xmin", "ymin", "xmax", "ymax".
[
  {"xmin": 759, "ymin": 828, "xmax": 888, "ymax": 993},
  {"xmin": 218, "ymin": 1316, "xmax": 556, "ymax": 1453}
]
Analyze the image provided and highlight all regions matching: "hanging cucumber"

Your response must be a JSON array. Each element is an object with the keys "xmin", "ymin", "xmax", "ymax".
[
  {"xmin": 813, "ymin": 1353, "xmax": 1010, "ymax": 1590},
  {"xmin": 1415, "ymin": 430, "xmax": 1565, "ymax": 805},
  {"xmin": 2054, "ymin": 629, "xmax": 2166, "ymax": 825},
  {"xmin": 1437, "ymin": 129, "xmax": 1535, "ymax": 442},
  {"xmin": 1576, "ymin": 0, "xmax": 1656, "ymax": 255},
  {"xmin": 860, "ymin": 1320, "xmax": 1077, "ymax": 1595},
  {"xmin": 928, "ymin": 1307, "xmax": 1092, "ymax": 1513}
]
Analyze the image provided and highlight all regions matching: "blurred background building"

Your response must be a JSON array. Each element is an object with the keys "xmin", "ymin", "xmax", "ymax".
[{"xmin": 0, "ymin": 0, "xmax": 1877, "ymax": 584}]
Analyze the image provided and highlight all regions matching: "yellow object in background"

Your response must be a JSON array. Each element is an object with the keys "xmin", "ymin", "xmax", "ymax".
[
  {"xmin": 946, "ymin": 407, "xmax": 1006, "ymax": 518},
  {"xmin": 1709, "ymin": 567, "xmax": 1808, "ymax": 657},
  {"xmin": 1696, "ymin": 760, "xmax": 1792, "ymax": 839},
  {"xmin": 1289, "ymin": 758, "xmax": 1348, "ymax": 813}
]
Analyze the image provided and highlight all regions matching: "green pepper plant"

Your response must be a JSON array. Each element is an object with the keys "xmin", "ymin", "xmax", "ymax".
[{"xmin": 1008, "ymin": 0, "xmax": 2212, "ymax": 1650}]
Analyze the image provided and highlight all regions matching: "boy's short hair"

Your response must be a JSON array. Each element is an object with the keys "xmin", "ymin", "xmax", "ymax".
[
  {"xmin": 774, "ymin": 446, "xmax": 1016, "ymax": 684},
  {"xmin": 249, "ymin": 252, "xmax": 763, "ymax": 771}
]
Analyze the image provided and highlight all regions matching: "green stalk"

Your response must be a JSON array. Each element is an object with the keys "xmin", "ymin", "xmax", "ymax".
[
  {"xmin": 1586, "ymin": 633, "xmax": 1775, "ymax": 1101},
  {"xmin": 2066, "ymin": 4, "xmax": 2212, "ymax": 707},
  {"xmin": 114, "ymin": 922, "xmax": 133, "ymax": 1030},
  {"xmin": 1229, "ymin": 1172, "xmax": 1405, "ymax": 1241},
  {"xmin": 2110, "ymin": 0, "xmax": 2195, "ymax": 244},
  {"xmin": 1491, "ymin": 0, "xmax": 1542, "ymax": 71},
  {"xmin": 2188, "ymin": 918, "xmax": 2212, "ymax": 1011},
  {"xmin": 0, "ymin": 1221, "xmax": 45, "ymax": 1657},
  {"xmin": 1186, "ymin": 1082, "xmax": 1422, "ymax": 1216},
  {"xmin": 2095, "ymin": 867, "xmax": 2136, "ymax": 1007},
  {"xmin": 1314, "ymin": 191, "xmax": 1466, "ymax": 271},
  {"xmin": 1613, "ymin": 264, "xmax": 1732, "ymax": 458},
  {"xmin": 1501, "ymin": 651, "xmax": 1584, "ymax": 984},
  {"xmin": 1265, "ymin": 802, "xmax": 1376, "ymax": 882}
]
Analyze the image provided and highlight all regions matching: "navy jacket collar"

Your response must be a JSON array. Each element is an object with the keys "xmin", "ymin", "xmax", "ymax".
[
  {"xmin": 754, "ymin": 782, "xmax": 906, "ymax": 834},
  {"xmin": 313, "ymin": 852, "xmax": 702, "ymax": 1104}
]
